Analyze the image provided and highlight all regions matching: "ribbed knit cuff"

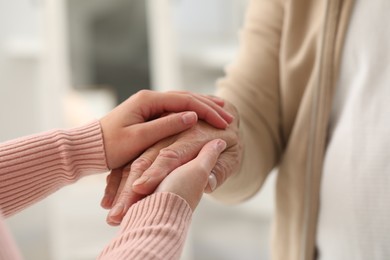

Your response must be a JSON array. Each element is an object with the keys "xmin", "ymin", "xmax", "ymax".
[
  {"xmin": 99, "ymin": 192, "xmax": 192, "ymax": 260},
  {"xmin": 0, "ymin": 120, "xmax": 108, "ymax": 216}
]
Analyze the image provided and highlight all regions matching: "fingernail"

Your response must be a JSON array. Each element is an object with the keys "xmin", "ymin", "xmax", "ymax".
[
  {"xmin": 215, "ymin": 140, "xmax": 227, "ymax": 152},
  {"xmin": 109, "ymin": 203, "xmax": 124, "ymax": 218},
  {"xmin": 182, "ymin": 112, "xmax": 197, "ymax": 125},
  {"xmin": 133, "ymin": 176, "xmax": 150, "ymax": 187},
  {"xmin": 208, "ymin": 172, "xmax": 217, "ymax": 191}
]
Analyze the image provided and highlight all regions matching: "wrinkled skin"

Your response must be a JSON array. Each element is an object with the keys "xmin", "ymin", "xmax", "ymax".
[
  {"xmin": 100, "ymin": 90, "xmax": 234, "ymax": 169},
  {"xmin": 101, "ymin": 101, "xmax": 243, "ymax": 226}
]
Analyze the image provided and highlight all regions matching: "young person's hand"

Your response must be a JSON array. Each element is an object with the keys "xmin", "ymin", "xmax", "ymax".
[
  {"xmin": 154, "ymin": 139, "xmax": 226, "ymax": 211},
  {"xmin": 99, "ymin": 90, "xmax": 233, "ymax": 170},
  {"xmin": 103, "ymin": 100, "xmax": 242, "ymax": 225},
  {"xmin": 105, "ymin": 139, "xmax": 226, "ymax": 226}
]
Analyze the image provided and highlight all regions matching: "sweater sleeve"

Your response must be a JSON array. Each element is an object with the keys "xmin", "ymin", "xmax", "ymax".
[
  {"xmin": 212, "ymin": 0, "xmax": 284, "ymax": 203},
  {"xmin": 98, "ymin": 192, "xmax": 192, "ymax": 260},
  {"xmin": 0, "ymin": 121, "xmax": 109, "ymax": 217}
]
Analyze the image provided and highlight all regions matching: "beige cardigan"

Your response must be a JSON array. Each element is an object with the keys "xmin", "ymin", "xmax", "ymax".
[{"xmin": 214, "ymin": 0, "xmax": 355, "ymax": 259}]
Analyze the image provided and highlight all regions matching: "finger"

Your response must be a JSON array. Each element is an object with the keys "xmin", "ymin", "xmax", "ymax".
[
  {"xmin": 189, "ymin": 139, "xmax": 227, "ymax": 181},
  {"xmin": 131, "ymin": 122, "xmax": 225, "ymax": 195},
  {"xmin": 110, "ymin": 164, "xmax": 131, "ymax": 205},
  {"xmin": 182, "ymin": 92, "xmax": 233, "ymax": 125},
  {"xmin": 139, "ymin": 91, "xmax": 232, "ymax": 129},
  {"xmin": 100, "ymin": 168, "xmax": 123, "ymax": 209},
  {"xmin": 204, "ymin": 143, "xmax": 241, "ymax": 193},
  {"xmin": 106, "ymin": 157, "xmax": 152, "ymax": 226},
  {"xmin": 170, "ymin": 139, "xmax": 226, "ymax": 189},
  {"xmin": 131, "ymin": 139, "xmax": 205, "ymax": 195},
  {"xmin": 163, "ymin": 93, "xmax": 230, "ymax": 125},
  {"xmin": 155, "ymin": 139, "xmax": 227, "ymax": 211},
  {"xmin": 168, "ymin": 91, "xmax": 225, "ymax": 108},
  {"xmin": 200, "ymin": 94, "xmax": 225, "ymax": 107},
  {"xmin": 128, "ymin": 111, "xmax": 198, "ymax": 154},
  {"xmin": 190, "ymin": 94, "xmax": 233, "ymax": 123}
]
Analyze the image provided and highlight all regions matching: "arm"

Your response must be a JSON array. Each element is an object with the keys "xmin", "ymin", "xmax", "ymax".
[
  {"xmin": 0, "ymin": 90, "xmax": 231, "ymax": 217},
  {"xmin": 0, "ymin": 121, "xmax": 108, "ymax": 217},
  {"xmin": 104, "ymin": 110, "xmax": 241, "ymax": 225},
  {"xmin": 103, "ymin": 0, "xmax": 285, "ymax": 224},
  {"xmin": 212, "ymin": 0, "xmax": 284, "ymax": 202},
  {"xmin": 99, "ymin": 193, "xmax": 192, "ymax": 260},
  {"xmin": 135, "ymin": 0, "xmax": 285, "ymax": 203},
  {"xmin": 98, "ymin": 140, "xmax": 225, "ymax": 260}
]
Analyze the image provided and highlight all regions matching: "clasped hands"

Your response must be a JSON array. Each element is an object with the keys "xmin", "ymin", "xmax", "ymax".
[{"xmin": 99, "ymin": 90, "xmax": 242, "ymax": 226}]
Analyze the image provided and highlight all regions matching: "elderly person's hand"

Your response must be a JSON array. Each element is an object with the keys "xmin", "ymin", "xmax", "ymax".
[
  {"xmin": 152, "ymin": 139, "xmax": 227, "ymax": 211},
  {"xmin": 102, "ymin": 100, "xmax": 242, "ymax": 226},
  {"xmin": 111, "ymin": 139, "xmax": 227, "ymax": 215}
]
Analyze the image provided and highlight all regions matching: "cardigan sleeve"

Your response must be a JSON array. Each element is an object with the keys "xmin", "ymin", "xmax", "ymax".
[
  {"xmin": 98, "ymin": 192, "xmax": 192, "ymax": 260},
  {"xmin": 212, "ymin": 0, "xmax": 285, "ymax": 203},
  {"xmin": 0, "ymin": 192, "xmax": 192, "ymax": 260},
  {"xmin": 0, "ymin": 121, "xmax": 192, "ymax": 260},
  {"xmin": 0, "ymin": 121, "xmax": 109, "ymax": 217}
]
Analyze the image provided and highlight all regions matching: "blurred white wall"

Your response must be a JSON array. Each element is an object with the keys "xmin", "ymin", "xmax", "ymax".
[
  {"xmin": 0, "ymin": 0, "xmax": 42, "ymax": 141},
  {"xmin": 0, "ymin": 1, "xmax": 50, "ymax": 260},
  {"xmin": 0, "ymin": 1, "xmax": 275, "ymax": 259}
]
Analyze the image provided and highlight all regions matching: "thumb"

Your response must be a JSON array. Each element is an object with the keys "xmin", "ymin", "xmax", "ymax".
[{"xmin": 155, "ymin": 139, "xmax": 226, "ymax": 211}]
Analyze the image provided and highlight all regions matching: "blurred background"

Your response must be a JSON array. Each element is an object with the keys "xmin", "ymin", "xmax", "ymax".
[{"xmin": 0, "ymin": 0, "xmax": 276, "ymax": 259}]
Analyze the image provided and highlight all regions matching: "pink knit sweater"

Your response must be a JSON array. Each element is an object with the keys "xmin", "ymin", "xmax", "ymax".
[{"xmin": 0, "ymin": 121, "xmax": 192, "ymax": 260}]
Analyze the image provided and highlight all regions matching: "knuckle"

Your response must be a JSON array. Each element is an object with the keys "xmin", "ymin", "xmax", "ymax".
[
  {"xmin": 153, "ymin": 147, "xmax": 187, "ymax": 170},
  {"xmin": 213, "ymin": 158, "xmax": 235, "ymax": 185},
  {"xmin": 158, "ymin": 141, "xmax": 203, "ymax": 167},
  {"xmin": 118, "ymin": 189, "xmax": 131, "ymax": 201},
  {"xmin": 158, "ymin": 147, "xmax": 182, "ymax": 161},
  {"xmin": 187, "ymin": 125, "xmax": 208, "ymax": 140},
  {"xmin": 131, "ymin": 157, "xmax": 153, "ymax": 173},
  {"xmin": 131, "ymin": 90, "xmax": 152, "ymax": 106},
  {"xmin": 135, "ymin": 89, "xmax": 151, "ymax": 98}
]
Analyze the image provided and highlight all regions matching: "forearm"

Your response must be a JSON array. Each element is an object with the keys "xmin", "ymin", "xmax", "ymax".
[
  {"xmin": 99, "ymin": 192, "xmax": 192, "ymax": 260},
  {"xmin": 0, "ymin": 121, "xmax": 108, "ymax": 217},
  {"xmin": 211, "ymin": 0, "xmax": 284, "ymax": 203}
]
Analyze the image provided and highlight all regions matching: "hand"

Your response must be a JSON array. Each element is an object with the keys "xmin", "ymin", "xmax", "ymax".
[
  {"xmin": 155, "ymin": 139, "xmax": 226, "ymax": 211},
  {"xmin": 100, "ymin": 90, "xmax": 233, "ymax": 169},
  {"xmin": 107, "ymin": 139, "xmax": 226, "ymax": 218},
  {"xmin": 102, "ymin": 100, "xmax": 242, "ymax": 225}
]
